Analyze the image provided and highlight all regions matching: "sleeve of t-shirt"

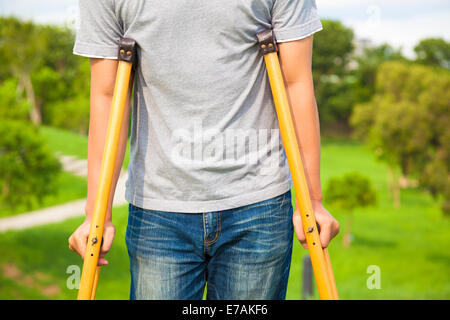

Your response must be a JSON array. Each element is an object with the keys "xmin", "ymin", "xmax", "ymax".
[
  {"xmin": 73, "ymin": 0, "xmax": 123, "ymax": 59},
  {"xmin": 271, "ymin": 0, "xmax": 323, "ymax": 43}
]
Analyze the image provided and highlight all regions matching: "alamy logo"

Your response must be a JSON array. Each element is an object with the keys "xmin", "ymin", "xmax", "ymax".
[
  {"xmin": 366, "ymin": 265, "xmax": 381, "ymax": 290},
  {"xmin": 66, "ymin": 265, "xmax": 80, "ymax": 290},
  {"xmin": 170, "ymin": 120, "xmax": 284, "ymax": 176}
]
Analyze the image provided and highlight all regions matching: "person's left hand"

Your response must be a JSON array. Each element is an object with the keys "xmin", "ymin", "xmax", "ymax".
[{"xmin": 292, "ymin": 199, "xmax": 339, "ymax": 249}]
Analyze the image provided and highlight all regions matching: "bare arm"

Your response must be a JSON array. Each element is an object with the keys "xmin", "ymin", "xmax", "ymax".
[
  {"xmin": 86, "ymin": 58, "xmax": 132, "ymax": 220},
  {"xmin": 278, "ymin": 36, "xmax": 339, "ymax": 249},
  {"xmin": 69, "ymin": 58, "xmax": 132, "ymax": 265}
]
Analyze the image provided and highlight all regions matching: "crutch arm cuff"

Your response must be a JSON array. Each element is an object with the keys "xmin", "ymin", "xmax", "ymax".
[
  {"xmin": 118, "ymin": 37, "xmax": 137, "ymax": 65},
  {"xmin": 256, "ymin": 29, "xmax": 278, "ymax": 55}
]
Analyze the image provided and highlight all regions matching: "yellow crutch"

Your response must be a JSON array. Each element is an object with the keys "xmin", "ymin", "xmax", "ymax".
[
  {"xmin": 256, "ymin": 30, "xmax": 338, "ymax": 300},
  {"xmin": 77, "ymin": 38, "xmax": 136, "ymax": 300}
]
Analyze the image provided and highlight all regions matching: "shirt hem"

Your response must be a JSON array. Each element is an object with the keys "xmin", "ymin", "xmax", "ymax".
[
  {"xmin": 73, "ymin": 41, "xmax": 119, "ymax": 59},
  {"xmin": 125, "ymin": 180, "xmax": 293, "ymax": 213},
  {"xmin": 276, "ymin": 26, "xmax": 323, "ymax": 43},
  {"xmin": 273, "ymin": 18, "xmax": 323, "ymax": 43}
]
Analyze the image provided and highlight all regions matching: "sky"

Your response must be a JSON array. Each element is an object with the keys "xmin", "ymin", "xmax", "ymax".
[{"xmin": 1, "ymin": 0, "xmax": 449, "ymax": 58}]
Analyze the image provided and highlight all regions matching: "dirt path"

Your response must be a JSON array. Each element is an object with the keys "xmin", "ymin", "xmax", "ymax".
[{"xmin": 0, "ymin": 155, "xmax": 128, "ymax": 232}]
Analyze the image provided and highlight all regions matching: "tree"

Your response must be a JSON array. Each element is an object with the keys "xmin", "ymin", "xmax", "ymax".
[
  {"xmin": 0, "ymin": 120, "xmax": 61, "ymax": 210},
  {"xmin": 32, "ymin": 66, "xmax": 66, "ymax": 124},
  {"xmin": 0, "ymin": 17, "xmax": 47, "ymax": 124},
  {"xmin": 325, "ymin": 172, "xmax": 377, "ymax": 247},
  {"xmin": 40, "ymin": 25, "xmax": 79, "ymax": 75},
  {"xmin": 351, "ymin": 61, "xmax": 450, "ymax": 213},
  {"xmin": 414, "ymin": 38, "xmax": 450, "ymax": 69},
  {"xmin": 43, "ymin": 58, "xmax": 91, "ymax": 134},
  {"xmin": 351, "ymin": 43, "xmax": 404, "ymax": 103},
  {"xmin": 0, "ymin": 17, "xmax": 92, "ymax": 131},
  {"xmin": 0, "ymin": 78, "xmax": 30, "ymax": 121},
  {"xmin": 312, "ymin": 22, "xmax": 406, "ymax": 132},
  {"xmin": 37, "ymin": 24, "xmax": 88, "ymax": 106},
  {"xmin": 312, "ymin": 20, "xmax": 355, "ymax": 128}
]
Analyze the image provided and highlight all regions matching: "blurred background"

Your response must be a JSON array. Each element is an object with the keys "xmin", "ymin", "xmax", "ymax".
[{"xmin": 0, "ymin": 0, "xmax": 448, "ymax": 299}]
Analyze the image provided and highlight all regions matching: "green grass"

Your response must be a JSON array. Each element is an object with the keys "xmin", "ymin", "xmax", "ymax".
[
  {"xmin": 0, "ymin": 171, "xmax": 87, "ymax": 218},
  {"xmin": 40, "ymin": 126, "xmax": 89, "ymax": 160},
  {"xmin": 40, "ymin": 126, "xmax": 131, "ymax": 168},
  {"xmin": 0, "ymin": 205, "xmax": 130, "ymax": 300},
  {"xmin": 0, "ymin": 139, "xmax": 449, "ymax": 299},
  {"xmin": 285, "ymin": 140, "xmax": 450, "ymax": 299}
]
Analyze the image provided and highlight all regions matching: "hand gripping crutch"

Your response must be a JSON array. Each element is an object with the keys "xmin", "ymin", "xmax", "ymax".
[
  {"xmin": 77, "ymin": 38, "xmax": 136, "ymax": 300},
  {"xmin": 256, "ymin": 30, "xmax": 338, "ymax": 300}
]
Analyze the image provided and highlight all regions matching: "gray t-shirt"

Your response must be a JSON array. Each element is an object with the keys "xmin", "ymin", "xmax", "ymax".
[{"xmin": 74, "ymin": 0, "xmax": 322, "ymax": 213}]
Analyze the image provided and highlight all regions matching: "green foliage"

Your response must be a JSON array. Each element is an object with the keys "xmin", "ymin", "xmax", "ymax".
[
  {"xmin": 312, "ymin": 24, "xmax": 405, "ymax": 131},
  {"xmin": 42, "ymin": 58, "xmax": 91, "ymax": 134},
  {"xmin": 0, "ymin": 120, "xmax": 61, "ymax": 209},
  {"xmin": 31, "ymin": 66, "xmax": 65, "ymax": 122},
  {"xmin": 0, "ymin": 17, "xmax": 46, "ymax": 75},
  {"xmin": 351, "ymin": 61, "xmax": 450, "ymax": 213},
  {"xmin": 348, "ymin": 97, "xmax": 376, "ymax": 141},
  {"xmin": 312, "ymin": 21, "xmax": 406, "ymax": 131},
  {"xmin": 35, "ymin": 31, "xmax": 90, "ymax": 131},
  {"xmin": 313, "ymin": 20, "xmax": 355, "ymax": 126},
  {"xmin": 40, "ymin": 25, "xmax": 79, "ymax": 74},
  {"xmin": 37, "ymin": 25, "xmax": 90, "ymax": 102},
  {"xmin": 0, "ymin": 17, "xmax": 48, "ymax": 123},
  {"xmin": 414, "ymin": 38, "xmax": 450, "ymax": 69},
  {"xmin": 351, "ymin": 44, "xmax": 405, "ymax": 103},
  {"xmin": 325, "ymin": 172, "xmax": 377, "ymax": 212},
  {"xmin": 0, "ymin": 78, "xmax": 30, "ymax": 120},
  {"xmin": 47, "ymin": 95, "xmax": 90, "ymax": 135},
  {"xmin": 313, "ymin": 20, "xmax": 355, "ymax": 77},
  {"xmin": 68, "ymin": 58, "xmax": 91, "ymax": 97},
  {"xmin": 0, "ymin": 17, "xmax": 89, "ymax": 127}
]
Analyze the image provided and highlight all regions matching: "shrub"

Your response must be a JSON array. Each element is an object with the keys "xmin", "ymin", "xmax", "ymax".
[
  {"xmin": 0, "ymin": 120, "xmax": 61, "ymax": 209},
  {"xmin": 325, "ymin": 172, "xmax": 377, "ymax": 246}
]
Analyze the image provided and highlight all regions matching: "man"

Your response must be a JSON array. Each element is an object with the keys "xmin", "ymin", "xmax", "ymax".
[{"xmin": 69, "ymin": 0, "xmax": 339, "ymax": 300}]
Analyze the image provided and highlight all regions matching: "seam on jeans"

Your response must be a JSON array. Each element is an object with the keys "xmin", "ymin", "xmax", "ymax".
[
  {"xmin": 203, "ymin": 213, "xmax": 209, "ymax": 255},
  {"xmin": 205, "ymin": 211, "xmax": 221, "ymax": 246},
  {"xmin": 208, "ymin": 212, "xmax": 220, "ymax": 245},
  {"xmin": 203, "ymin": 212, "xmax": 207, "ymax": 238}
]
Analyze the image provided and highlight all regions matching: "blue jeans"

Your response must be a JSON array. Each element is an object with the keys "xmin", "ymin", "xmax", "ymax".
[{"xmin": 125, "ymin": 191, "xmax": 294, "ymax": 300}]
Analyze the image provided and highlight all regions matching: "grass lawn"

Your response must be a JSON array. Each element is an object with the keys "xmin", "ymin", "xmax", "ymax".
[
  {"xmin": 40, "ymin": 126, "xmax": 131, "ymax": 169},
  {"xmin": 0, "ymin": 139, "xmax": 449, "ymax": 299},
  {"xmin": 0, "ymin": 171, "xmax": 87, "ymax": 219}
]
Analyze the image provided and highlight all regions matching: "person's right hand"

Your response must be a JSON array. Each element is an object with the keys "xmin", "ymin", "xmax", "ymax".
[{"xmin": 68, "ymin": 219, "xmax": 116, "ymax": 266}]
